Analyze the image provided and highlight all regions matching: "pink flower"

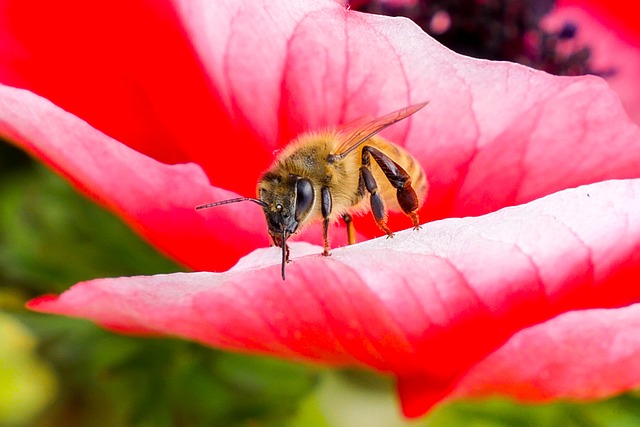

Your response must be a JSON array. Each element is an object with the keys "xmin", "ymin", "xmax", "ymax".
[{"xmin": 2, "ymin": 0, "xmax": 640, "ymax": 418}]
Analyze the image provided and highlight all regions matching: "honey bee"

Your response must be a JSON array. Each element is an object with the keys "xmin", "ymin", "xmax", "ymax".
[{"xmin": 197, "ymin": 102, "xmax": 428, "ymax": 279}]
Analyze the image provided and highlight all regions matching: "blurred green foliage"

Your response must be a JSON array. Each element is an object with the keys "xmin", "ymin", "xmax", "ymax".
[
  {"xmin": 0, "ymin": 142, "xmax": 180, "ymax": 293},
  {"xmin": 1, "ymin": 139, "xmax": 640, "ymax": 426},
  {"xmin": 428, "ymin": 393, "xmax": 640, "ymax": 427}
]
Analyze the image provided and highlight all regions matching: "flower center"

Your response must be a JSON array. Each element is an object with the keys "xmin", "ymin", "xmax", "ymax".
[{"xmin": 351, "ymin": 0, "xmax": 614, "ymax": 77}]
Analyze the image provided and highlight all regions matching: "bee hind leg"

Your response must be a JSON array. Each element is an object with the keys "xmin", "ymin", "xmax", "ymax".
[
  {"xmin": 408, "ymin": 212, "xmax": 421, "ymax": 230},
  {"xmin": 359, "ymin": 162, "xmax": 394, "ymax": 238},
  {"xmin": 363, "ymin": 146, "xmax": 421, "ymax": 231}
]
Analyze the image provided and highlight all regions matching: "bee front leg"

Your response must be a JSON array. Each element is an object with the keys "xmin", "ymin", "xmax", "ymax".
[
  {"xmin": 272, "ymin": 235, "xmax": 291, "ymax": 262},
  {"xmin": 321, "ymin": 186, "xmax": 332, "ymax": 256}
]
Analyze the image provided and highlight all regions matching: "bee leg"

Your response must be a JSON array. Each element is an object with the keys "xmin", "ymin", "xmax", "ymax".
[
  {"xmin": 363, "ymin": 146, "xmax": 421, "ymax": 230},
  {"xmin": 321, "ymin": 186, "xmax": 332, "ymax": 256},
  {"xmin": 359, "ymin": 164, "xmax": 394, "ymax": 238},
  {"xmin": 342, "ymin": 213, "xmax": 356, "ymax": 245}
]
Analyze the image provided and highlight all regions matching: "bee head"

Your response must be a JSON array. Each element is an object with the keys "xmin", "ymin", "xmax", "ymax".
[
  {"xmin": 259, "ymin": 175, "xmax": 315, "ymax": 243},
  {"xmin": 196, "ymin": 174, "xmax": 315, "ymax": 281}
]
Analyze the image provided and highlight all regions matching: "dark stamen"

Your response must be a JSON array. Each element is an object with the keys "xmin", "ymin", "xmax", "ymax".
[
  {"xmin": 558, "ymin": 21, "xmax": 577, "ymax": 39},
  {"xmin": 350, "ymin": 0, "xmax": 615, "ymax": 78}
]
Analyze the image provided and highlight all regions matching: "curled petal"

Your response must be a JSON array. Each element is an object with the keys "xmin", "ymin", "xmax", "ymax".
[
  {"xmin": 454, "ymin": 303, "xmax": 640, "ymax": 401},
  {"xmin": 0, "ymin": 84, "xmax": 268, "ymax": 271},
  {"xmin": 29, "ymin": 179, "xmax": 640, "ymax": 417}
]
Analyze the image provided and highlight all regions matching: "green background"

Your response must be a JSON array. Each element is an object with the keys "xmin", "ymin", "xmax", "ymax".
[{"xmin": 1, "ymin": 139, "xmax": 639, "ymax": 427}]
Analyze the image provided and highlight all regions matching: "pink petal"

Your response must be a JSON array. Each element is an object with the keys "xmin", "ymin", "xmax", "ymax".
[
  {"xmin": 0, "ymin": 0, "xmax": 264, "ymax": 180},
  {"xmin": 0, "ymin": 1, "xmax": 179, "ymax": 162},
  {"xmin": 177, "ymin": 0, "xmax": 640, "ymax": 217},
  {"xmin": 28, "ymin": 178, "xmax": 640, "ymax": 417},
  {"xmin": 0, "ymin": 84, "xmax": 268, "ymax": 271},
  {"xmin": 453, "ymin": 303, "xmax": 640, "ymax": 401},
  {"xmin": 3, "ymin": 0, "xmax": 640, "ymax": 268}
]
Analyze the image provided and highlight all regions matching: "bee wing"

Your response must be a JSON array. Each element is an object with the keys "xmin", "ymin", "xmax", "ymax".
[
  {"xmin": 331, "ymin": 102, "xmax": 428, "ymax": 161},
  {"xmin": 333, "ymin": 114, "xmax": 373, "ymax": 136}
]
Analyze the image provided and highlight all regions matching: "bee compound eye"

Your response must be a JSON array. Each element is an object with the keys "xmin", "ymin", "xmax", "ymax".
[{"xmin": 294, "ymin": 178, "xmax": 314, "ymax": 220}]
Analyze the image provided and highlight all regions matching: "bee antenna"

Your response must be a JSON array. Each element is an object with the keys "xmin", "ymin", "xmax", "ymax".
[{"xmin": 195, "ymin": 197, "xmax": 268, "ymax": 210}]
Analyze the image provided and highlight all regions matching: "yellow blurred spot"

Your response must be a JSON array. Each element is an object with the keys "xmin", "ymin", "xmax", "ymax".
[{"xmin": 0, "ymin": 311, "xmax": 57, "ymax": 425}]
